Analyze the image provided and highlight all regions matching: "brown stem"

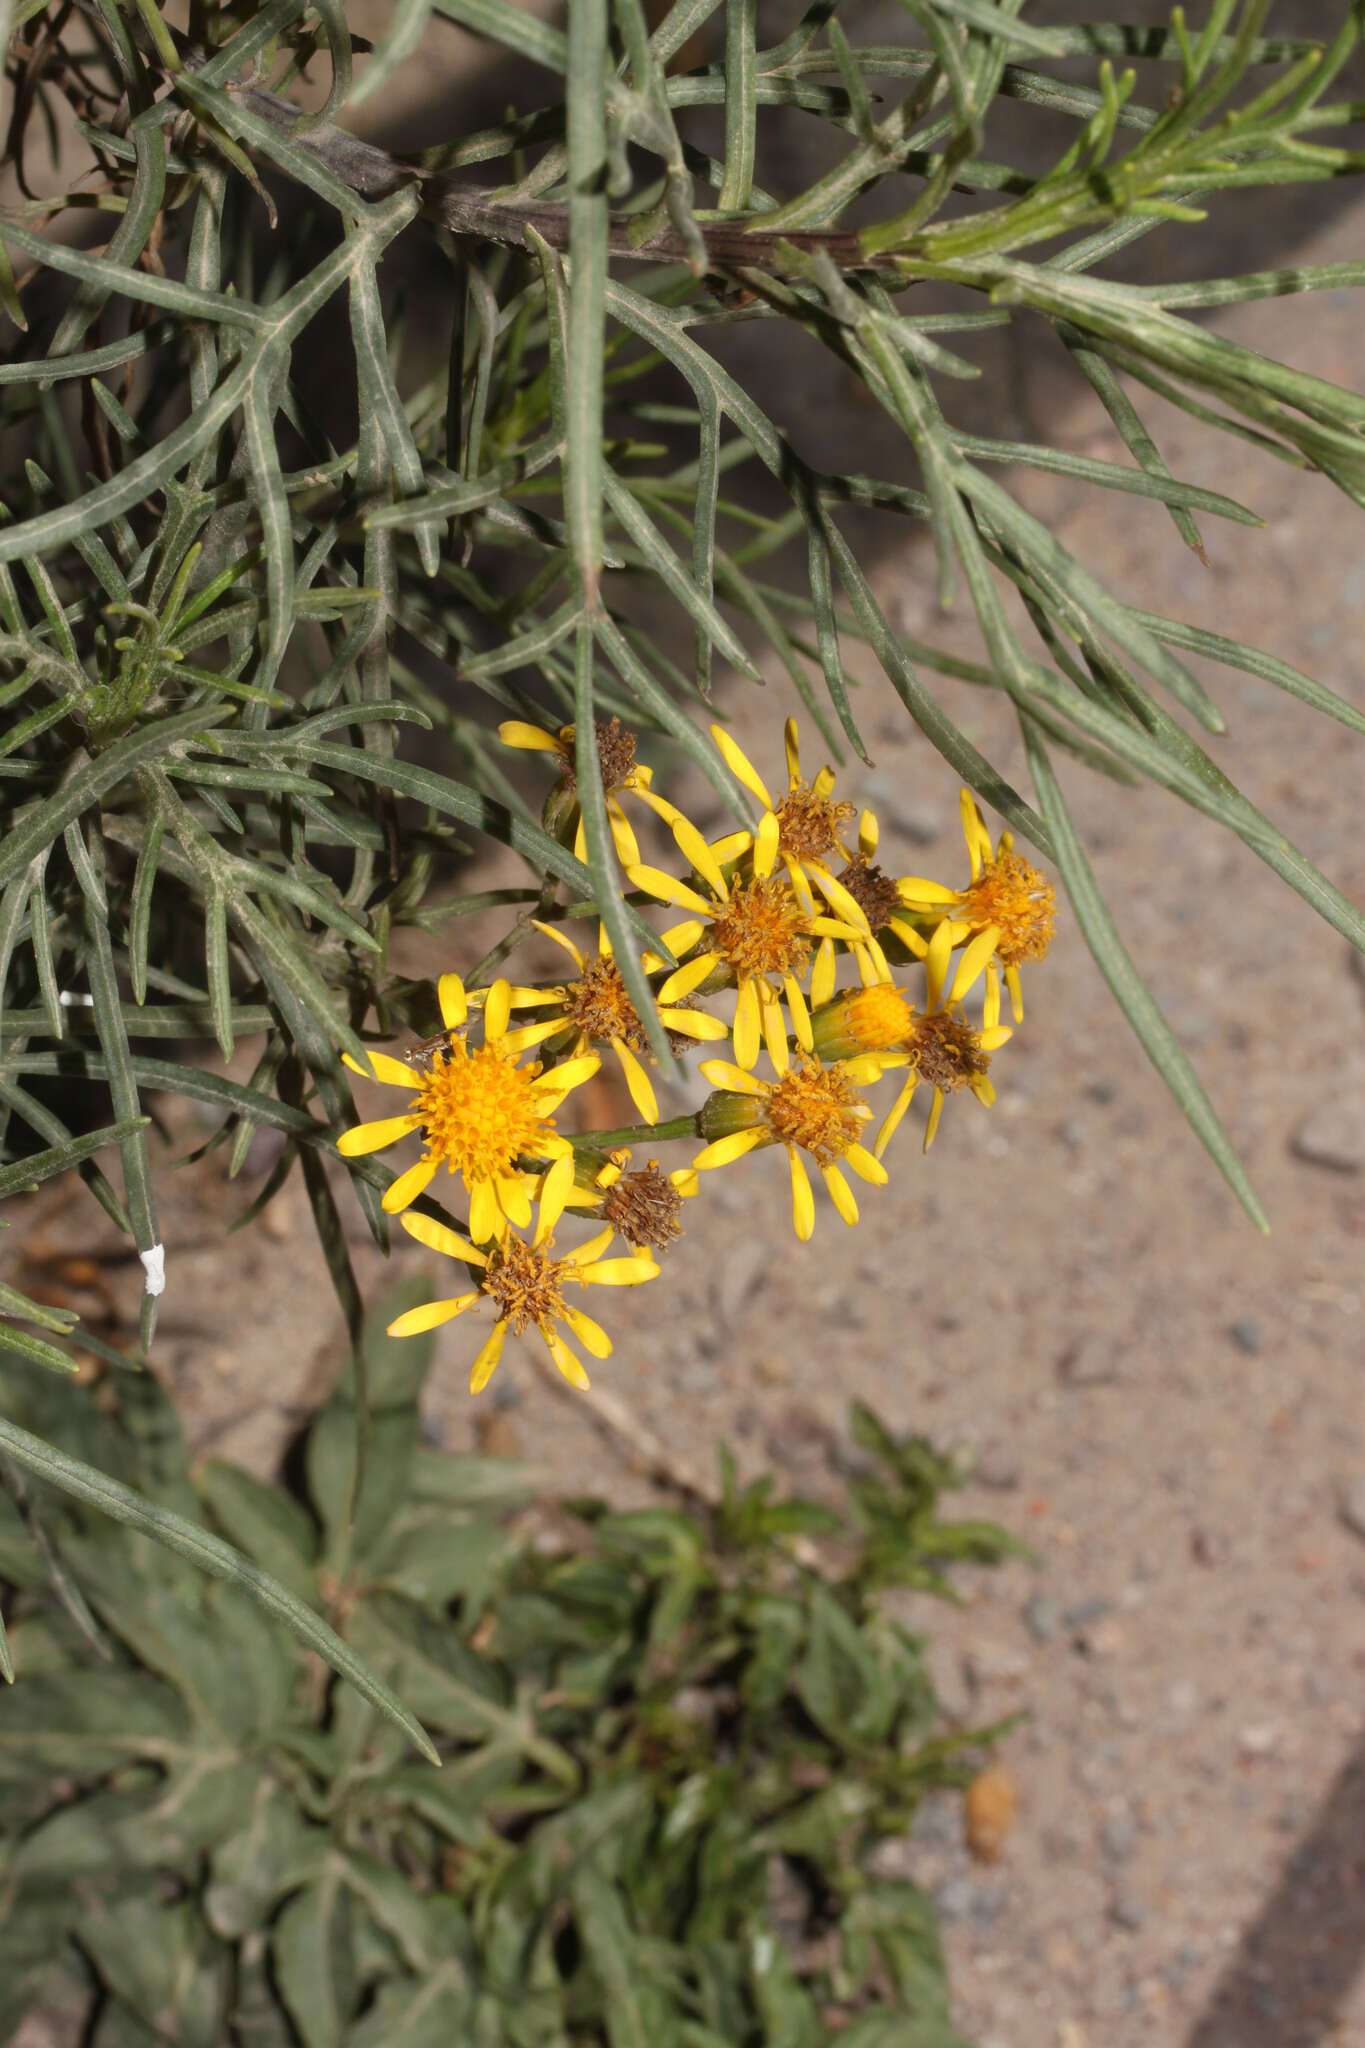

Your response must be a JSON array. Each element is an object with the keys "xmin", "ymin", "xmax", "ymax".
[{"xmin": 236, "ymin": 83, "xmax": 900, "ymax": 278}]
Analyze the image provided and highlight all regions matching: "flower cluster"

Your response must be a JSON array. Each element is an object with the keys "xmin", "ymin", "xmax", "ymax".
[{"xmin": 338, "ymin": 716, "xmax": 1056, "ymax": 1394}]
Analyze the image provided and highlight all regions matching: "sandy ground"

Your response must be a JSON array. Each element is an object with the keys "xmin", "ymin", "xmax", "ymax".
[{"xmin": 10, "ymin": 18, "xmax": 1365, "ymax": 2048}]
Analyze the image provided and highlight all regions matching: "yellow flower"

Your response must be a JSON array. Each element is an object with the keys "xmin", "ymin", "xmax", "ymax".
[
  {"xmin": 499, "ymin": 922, "xmax": 727, "ymax": 1125},
  {"xmin": 336, "ymin": 971, "xmax": 599, "ymax": 1243},
  {"xmin": 564, "ymin": 1150, "xmax": 700, "ymax": 1256},
  {"xmin": 693, "ymin": 1051, "xmax": 889, "ymax": 1240},
  {"xmin": 709, "ymin": 717, "xmax": 873, "ymax": 932},
  {"xmin": 497, "ymin": 715, "xmax": 678, "ymax": 864},
  {"xmin": 389, "ymin": 1158, "xmax": 659, "ymax": 1393},
  {"xmin": 872, "ymin": 922, "xmax": 1012, "ymax": 1157},
  {"xmin": 627, "ymin": 829, "xmax": 864, "ymax": 1073},
  {"xmin": 896, "ymin": 792, "xmax": 1057, "ymax": 1023}
]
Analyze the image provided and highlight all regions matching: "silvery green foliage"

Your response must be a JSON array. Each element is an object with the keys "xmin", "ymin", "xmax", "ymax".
[{"xmin": 1, "ymin": 0, "xmax": 1363, "ymax": 1716}]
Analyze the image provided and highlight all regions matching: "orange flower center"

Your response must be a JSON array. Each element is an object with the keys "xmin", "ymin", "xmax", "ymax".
[
  {"xmin": 960, "ymin": 853, "xmax": 1056, "ymax": 967},
  {"xmin": 416, "ymin": 1043, "xmax": 552, "ymax": 1182},
  {"xmin": 562, "ymin": 956, "xmax": 649, "ymax": 1051},
  {"xmin": 763, "ymin": 1058, "xmax": 868, "ymax": 1164},
  {"xmin": 775, "ymin": 784, "xmax": 855, "ymax": 862},
  {"xmin": 710, "ymin": 876, "xmax": 813, "ymax": 982}
]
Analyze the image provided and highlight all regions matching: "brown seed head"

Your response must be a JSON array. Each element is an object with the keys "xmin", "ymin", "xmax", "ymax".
[
  {"xmin": 905, "ymin": 1009, "xmax": 989, "ymax": 1094},
  {"xmin": 562, "ymin": 955, "xmax": 649, "ymax": 1052},
  {"xmin": 602, "ymin": 1160, "xmax": 684, "ymax": 1254},
  {"xmin": 561, "ymin": 717, "xmax": 638, "ymax": 796},
  {"xmin": 835, "ymin": 854, "xmax": 903, "ymax": 933},
  {"xmin": 482, "ymin": 1235, "xmax": 567, "ymax": 1335}
]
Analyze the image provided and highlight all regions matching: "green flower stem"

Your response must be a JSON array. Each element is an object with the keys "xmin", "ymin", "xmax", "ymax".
[{"xmin": 570, "ymin": 1114, "xmax": 700, "ymax": 1151}]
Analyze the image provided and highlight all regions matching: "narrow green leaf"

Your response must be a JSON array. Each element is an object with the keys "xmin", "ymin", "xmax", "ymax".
[
  {"xmin": 0, "ymin": 1118, "xmax": 150, "ymax": 1202},
  {"xmin": 432, "ymin": 0, "xmax": 565, "ymax": 70},
  {"xmin": 1020, "ymin": 720, "xmax": 1267, "ymax": 1230}
]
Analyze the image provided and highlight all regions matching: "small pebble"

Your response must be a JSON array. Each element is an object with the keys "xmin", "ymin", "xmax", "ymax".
[
  {"xmin": 1109, "ymin": 1887, "xmax": 1147, "ymax": 1933},
  {"xmin": 1338, "ymin": 1475, "xmax": 1365, "ymax": 1542},
  {"xmin": 1063, "ymin": 1596, "xmax": 1112, "ymax": 1631},
  {"xmin": 1059, "ymin": 1338, "xmax": 1120, "ymax": 1387},
  {"xmin": 1228, "ymin": 1317, "xmax": 1263, "ymax": 1355},
  {"xmin": 1022, "ymin": 1595, "xmax": 1060, "ymax": 1643},
  {"xmin": 974, "ymin": 1443, "xmax": 1022, "ymax": 1491},
  {"xmin": 1189, "ymin": 1526, "xmax": 1227, "ymax": 1567},
  {"xmin": 1292, "ymin": 1094, "xmax": 1365, "ymax": 1173},
  {"xmin": 1101, "ymin": 1813, "xmax": 1137, "ymax": 1864}
]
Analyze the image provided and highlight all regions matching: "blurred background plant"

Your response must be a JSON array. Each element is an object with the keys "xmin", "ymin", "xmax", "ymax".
[{"xmin": 0, "ymin": 1283, "xmax": 1018, "ymax": 2046}]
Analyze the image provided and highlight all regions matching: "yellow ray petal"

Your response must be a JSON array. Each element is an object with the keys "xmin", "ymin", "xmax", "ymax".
[
  {"xmin": 710, "ymin": 830, "xmax": 752, "ymax": 865},
  {"xmin": 502, "ymin": 1017, "xmax": 571, "ymax": 1055},
  {"xmin": 811, "ymin": 867, "xmax": 870, "ymax": 936},
  {"xmin": 924, "ymin": 920, "xmax": 954, "ymax": 1013},
  {"xmin": 959, "ymin": 788, "xmax": 993, "ymax": 879},
  {"xmin": 343, "ymin": 1049, "xmax": 420, "ymax": 1089},
  {"xmin": 530, "ymin": 920, "xmax": 586, "ymax": 970},
  {"xmin": 693, "ymin": 1129, "xmax": 767, "ymax": 1171},
  {"xmin": 783, "ymin": 717, "xmax": 801, "ymax": 788},
  {"xmin": 1006, "ymin": 963, "xmax": 1024, "ymax": 1023},
  {"xmin": 561, "ymin": 1304, "xmax": 613, "ymax": 1357},
  {"xmin": 753, "ymin": 809, "xmax": 780, "ymax": 881},
  {"xmin": 532, "ymin": 1052, "xmax": 600, "ymax": 1109},
  {"xmin": 336, "ymin": 1114, "xmax": 421, "ymax": 1157},
  {"xmin": 784, "ymin": 975, "xmax": 813, "ymax": 1053},
  {"xmin": 438, "ymin": 973, "xmax": 467, "ymax": 1030},
  {"xmin": 786, "ymin": 1147, "xmax": 815, "ymax": 1241},
  {"xmin": 484, "ymin": 979, "xmax": 512, "ymax": 1040},
  {"xmin": 401, "ymin": 1211, "xmax": 487, "ymax": 1263},
  {"xmin": 759, "ymin": 982, "xmax": 789, "ymax": 1074},
  {"xmin": 608, "ymin": 801, "xmax": 641, "ymax": 868},
  {"xmin": 627, "ymin": 864, "xmax": 713, "ymax": 916},
  {"xmin": 821, "ymin": 1162, "xmax": 859, "ymax": 1227},
  {"xmin": 895, "ymin": 877, "xmax": 959, "ymax": 909},
  {"xmin": 669, "ymin": 1167, "xmax": 699, "ymax": 1197},
  {"xmin": 565, "ymin": 1226, "xmax": 616, "ymax": 1266},
  {"xmin": 671, "ymin": 814, "xmax": 728, "ymax": 897},
  {"xmin": 858, "ymin": 807, "xmax": 879, "ymax": 858},
  {"xmin": 874, "ymin": 1076, "xmax": 918, "ymax": 1160},
  {"xmin": 970, "ymin": 1073, "xmax": 997, "ymax": 1106},
  {"xmin": 544, "ymin": 1326, "xmax": 591, "ymax": 1390},
  {"xmin": 657, "ymin": 952, "xmax": 719, "ymax": 1005},
  {"xmin": 660, "ymin": 1006, "xmax": 729, "ymax": 1041},
  {"xmin": 498, "ymin": 720, "xmax": 560, "ymax": 753},
  {"xmin": 843, "ymin": 1142, "xmax": 888, "ymax": 1186},
  {"xmin": 381, "ymin": 1157, "xmax": 439, "ymax": 1215},
  {"xmin": 979, "ymin": 1024, "xmax": 1013, "ymax": 1051},
  {"xmin": 699, "ymin": 1057, "xmax": 766, "ymax": 1095},
  {"xmin": 732, "ymin": 977, "xmax": 762, "ymax": 1070},
  {"xmin": 468, "ymin": 1177, "xmax": 500, "ymax": 1246},
  {"xmin": 535, "ymin": 1150, "xmax": 577, "ymax": 1243},
  {"xmin": 613, "ymin": 1038, "xmax": 658, "ymax": 1124},
  {"xmin": 659, "ymin": 918, "xmax": 707, "ymax": 957},
  {"xmin": 810, "ymin": 935, "xmax": 837, "ymax": 1010},
  {"xmin": 469, "ymin": 1319, "xmax": 508, "ymax": 1394},
  {"xmin": 579, "ymin": 1256, "xmax": 661, "ymax": 1286},
  {"xmin": 710, "ymin": 723, "xmax": 772, "ymax": 808},
  {"xmin": 388, "ymin": 1295, "xmax": 478, "ymax": 1337},
  {"xmin": 949, "ymin": 924, "xmax": 1000, "ymax": 1006},
  {"xmin": 497, "ymin": 1173, "xmax": 533, "ymax": 1229},
  {"xmin": 887, "ymin": 916, "xmax": 929, "ymax": 959},
  {"xmin": 923, "ymin": 1088, "xmax": 946, "ymax": 1150}
]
